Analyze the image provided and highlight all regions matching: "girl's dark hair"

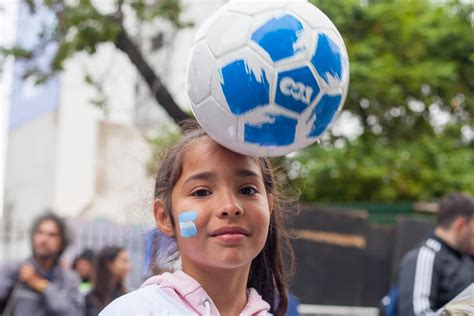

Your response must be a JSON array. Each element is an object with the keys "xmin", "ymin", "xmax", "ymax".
[
  {"xmin": 90, "ymin": 246, "xmax": 127, "ymax": 310},
  {"xmin": 30, "ymin": 212, "xmax": 71, "ymax": 258},
  {"xmin": 153, "ymin": 121, "xmax": 296, "ymax": 315}
]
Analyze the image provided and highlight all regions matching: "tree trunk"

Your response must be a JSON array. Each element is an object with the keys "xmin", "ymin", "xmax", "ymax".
[{"xmin": 114, "ymin": 28, "xmax": 190, "ymax": 125}]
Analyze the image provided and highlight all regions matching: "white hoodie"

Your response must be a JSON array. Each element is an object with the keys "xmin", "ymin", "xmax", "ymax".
[{"xmin": 100, "ymin": 270, "xmax": 271, "ymax": 315}]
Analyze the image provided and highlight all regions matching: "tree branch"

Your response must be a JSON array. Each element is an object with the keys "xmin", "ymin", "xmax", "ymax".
[{"xmin": 114, "ymin": 25, "xmax": 190, "ymax": 125}]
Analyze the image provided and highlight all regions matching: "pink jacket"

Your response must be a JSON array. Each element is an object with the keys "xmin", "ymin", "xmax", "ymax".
[{"xmin": 100, "ymin": 270, "xmax": 270, "ymax": 316}]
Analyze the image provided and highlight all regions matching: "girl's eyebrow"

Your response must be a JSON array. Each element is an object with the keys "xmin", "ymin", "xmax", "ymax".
[
  {"xmin": 183, "ymin": 171, "xmax": 214, "ymax": 186},
  {"xmin": 183, "ymin": 169, "xmax": 259, "ymax": 186},
  {"xmin": 235, "ymin": 169, "xmax": 260, "ymax": 178}
]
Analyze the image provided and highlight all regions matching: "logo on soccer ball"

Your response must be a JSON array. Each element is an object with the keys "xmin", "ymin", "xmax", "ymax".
[
  {"xmin": 276, "ymin": 67, "xmax": 320, "ymax": 113},
  {"xmin": 186, "ymin": 0, "xmax": 349, "ymax": 157}
]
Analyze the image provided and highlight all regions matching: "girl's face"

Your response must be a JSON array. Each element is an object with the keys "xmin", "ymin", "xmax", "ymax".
[
  {"xmin": 110, "ymin": 250, "xmax": 131, "ymax": 280},
  {"xmin": 158, "ymin": 139, "xmax": 272, "ymax": 272}
]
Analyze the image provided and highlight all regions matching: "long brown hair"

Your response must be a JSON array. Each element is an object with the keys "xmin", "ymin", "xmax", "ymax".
[
  {"xmin": 153, "ymin": 122, "xmax": 295, "ymax": 315},
  {"xmin": 90, "ymin": 246, "xmax": 127, "ymax": 310}
]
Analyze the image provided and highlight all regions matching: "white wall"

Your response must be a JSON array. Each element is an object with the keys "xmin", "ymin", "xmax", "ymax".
[
  {"xmin": 4, "ymin": 112, "xmax": 59, "ymax": 222},
  {"xmin": 53, "ymin": 45, "xmax": 137, "ymax": 217},
  {"xmin": 0, "ymin": 0, "xmax": 19, "ymax": 218},
  {"xmin": 53, "ymin": 66, "xmax": 99, "ymax": 216},
  {"xmin": 82, "ymin": 121, "xmax": 153, "ymax": 224}
]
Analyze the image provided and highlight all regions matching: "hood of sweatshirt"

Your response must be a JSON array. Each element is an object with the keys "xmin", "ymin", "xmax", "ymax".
[{"xmin": 141, "ymin": 270, "xmax": 270, "ymax": 315}]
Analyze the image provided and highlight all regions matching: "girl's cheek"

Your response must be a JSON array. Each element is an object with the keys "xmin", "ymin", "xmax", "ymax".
[{"xmin": 178, "ymin": 211, "xmax": 198, "ymax": 238}]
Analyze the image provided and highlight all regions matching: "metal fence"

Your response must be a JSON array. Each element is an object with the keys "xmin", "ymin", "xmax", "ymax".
[{"xmin": 0, "ymin": 217, "xmax": 152, "ymax": 289}]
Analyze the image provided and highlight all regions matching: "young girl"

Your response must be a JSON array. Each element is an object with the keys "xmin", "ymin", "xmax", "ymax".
[
  {"xmin": 101, "ymin": 124, "xmax": 295, "ymax": 316},
  {"xmin": 86, "ymin": 246, "xmax": 131, "ymax": 316}
]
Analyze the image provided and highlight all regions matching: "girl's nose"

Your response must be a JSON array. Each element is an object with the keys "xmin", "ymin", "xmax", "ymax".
[{"xmin": 218, "ymin": 192, "xmax": 244, "ymax": 218}]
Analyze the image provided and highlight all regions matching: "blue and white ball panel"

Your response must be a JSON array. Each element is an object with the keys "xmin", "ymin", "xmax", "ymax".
[
  {"xmin": 244, "ymin": 114, "xmax": 298, "ymax": 146},
  {"xmin": 185, "ymin": 40, "xmax": 215, "ymax": 105},
  {"xmin": 220, "ymin": 59, "xmax": 270, "ymax": 115},
  {"xmin": 211, "ymin": 47, "xmax": 275, "ymax": 115},
  {"xmin": 191, "ymin": 6, "xmax": 227, "ymax": 45},
  {"xmin": 235, "ymin": 105, "xmax": 301, "ymax": 157},
  {"xmin": 283, "ymin": 1, "xmax": 338, "ymax": 32},
  {"xmin": 205, "ymin": 12, "xmax": 252, "ymax": 58},
  {"xmin": 225, "ymin": 0, "xmax": 287, "ymax": 16},
  {"xmin": 193, "ymin": 96, "xmax": 239, "ymax": 143},
  {"xmin": 248, "ymin": 12, "xmax": 311, "ymax": 65},
  {"xmin": 312, "ymin": 34, "xmax": 343, "ymax": 85},
  {"xmin": 306, "ymin": 93, "xmax": 342, "ymax": 138},
  {"xmin": 309, "ymin": 30, "xmax": 349, "ymax": 91},
  {"xmin": 250, "ymin": 13, "xmax": 310, "ymax": 63},
  {"xmin": 275, "ymin": 66, "xmax": 321, "ymax": 114}
]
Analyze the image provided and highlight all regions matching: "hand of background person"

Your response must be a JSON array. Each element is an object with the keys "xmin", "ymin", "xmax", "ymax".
[{"xmin": 18, "ymin": 263, "xmax": 48, "ymax": 292}]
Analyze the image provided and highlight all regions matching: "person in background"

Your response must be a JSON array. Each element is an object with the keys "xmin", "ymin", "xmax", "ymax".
[
  {"xmin": 0, "ymin": 212, "xmax": 83, "ymax": 316},
  {"xmin": 72, "ymin": 248, "xmax": 95, "ymax": 295},
  {"xmin": 397, "ymin": 192, "xmax": 474, "ymax": 315},
  {"xmin": 85, "ymin": 246, "xmax": 130, "ymax": 316}
]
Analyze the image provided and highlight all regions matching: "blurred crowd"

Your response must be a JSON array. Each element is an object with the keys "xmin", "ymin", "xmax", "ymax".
[{"xmin": 0, "ymin": 213, "xmax": 132, "ymax": 316}]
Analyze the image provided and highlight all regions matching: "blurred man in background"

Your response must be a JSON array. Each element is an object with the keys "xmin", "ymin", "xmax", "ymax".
[
  {"xmin": 0, "ymin": 213, "xmax": 83, "ymax": 316},
  {"xmin": 397, "ymin": 192, "xmax": 474, "ymax": 315}
]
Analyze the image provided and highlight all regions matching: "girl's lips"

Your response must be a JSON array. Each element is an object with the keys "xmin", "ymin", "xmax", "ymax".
[
  {"xmin": 214, "ymin": 233, "xmax": 246, "ymax": 243},
  {"xmin": 210, "ymin": 226, "xmax": 250, "ymax": 237}
]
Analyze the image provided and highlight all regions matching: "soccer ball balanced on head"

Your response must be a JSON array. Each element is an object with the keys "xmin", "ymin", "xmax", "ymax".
[{"xmin": 186, "ymin": 0, "xmax": 349, "ymax": 157}]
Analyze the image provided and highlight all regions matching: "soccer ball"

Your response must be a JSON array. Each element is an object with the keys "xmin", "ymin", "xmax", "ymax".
[{"xmin": 185, "ymin": 0, "xmax": 349, "ymax": 157}]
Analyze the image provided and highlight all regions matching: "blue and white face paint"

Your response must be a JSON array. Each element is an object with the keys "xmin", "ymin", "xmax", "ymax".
[{"xmin": 178, "ymin": 211, "xmax": 197, "ymax": 238}]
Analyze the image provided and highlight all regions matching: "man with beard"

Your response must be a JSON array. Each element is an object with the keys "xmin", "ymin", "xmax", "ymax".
[{"xmin": 0, "ymin": 213, "xmax": 83, "ymax": 316}]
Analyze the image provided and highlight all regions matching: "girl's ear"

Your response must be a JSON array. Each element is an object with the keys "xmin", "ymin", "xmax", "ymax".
[
  {"xmin": 154, "ymin": 199, "xmax": 175, "ymax": 237},
  {"xmin": 267, "ymin": 193, "xmax": 274, "ymax": 215}
]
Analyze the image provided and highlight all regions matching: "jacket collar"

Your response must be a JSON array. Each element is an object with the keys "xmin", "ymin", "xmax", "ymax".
[
  {"xmin": 431, "ymin": 233, "xmax": 464, "ymax": 258},
  {"xmin": 141, "ymin": 270, "xmax": 270, "ymax": 315},
  {"xmin": 27, "ymin": 257, "xmax": 60, "ymax": 281}
]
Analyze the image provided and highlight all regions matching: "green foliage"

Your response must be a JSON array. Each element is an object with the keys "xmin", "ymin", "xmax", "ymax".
[
  {"xmin": 146, "ymin": 127, "xmax": 182, "ymax": 177},
  {"xmin": 84, "ymin": 72, "xmax": 108, "ymax": 113},
  {"xmin": 311, "ymin": 0, "xmax": 473, "ymax": 141},
  {"xmin": 291, "ymin": 129, "xmax": 473, "ymax": 202},
  {"xmin": 131, "ymin": 0, "xmax": 189, "ymax": 27},
  {"xmin": 0, "ymin": 0, "xmax": 186, "ymax": 91},
  {"xmin": 287, "ymin": 0, "xmax": 474, "ymax": 203}
]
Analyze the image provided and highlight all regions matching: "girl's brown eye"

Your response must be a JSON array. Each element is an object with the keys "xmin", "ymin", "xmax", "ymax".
[
  {"xmin": 240, "ymin": 187, "xmax": 257, "ymax": 195},
  {"xmin": 193, "ymin": 189, "xmax": 211, "ymax": 197}
]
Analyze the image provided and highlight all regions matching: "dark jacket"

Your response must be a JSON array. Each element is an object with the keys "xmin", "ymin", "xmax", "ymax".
[
  {"xmin": 0, "ymin": 257, "xmax": 84, "ymax": 316},
  {"xmin": 397, "ymin": 234, "xmax": 474, "ymax": 316}
]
